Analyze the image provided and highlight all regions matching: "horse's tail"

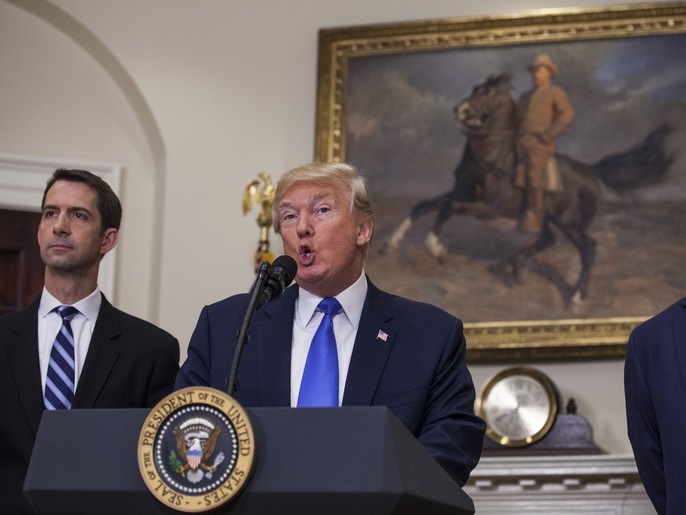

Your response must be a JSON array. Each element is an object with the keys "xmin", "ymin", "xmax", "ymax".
[{"xmin": 591, "ymin": 123, "xmax": 674, "ymax": 191}]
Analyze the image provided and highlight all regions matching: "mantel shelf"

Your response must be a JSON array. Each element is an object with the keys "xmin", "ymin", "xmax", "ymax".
[{"xmin": 464, "ymin": 454, "xmax": 654, "ymax": 514}]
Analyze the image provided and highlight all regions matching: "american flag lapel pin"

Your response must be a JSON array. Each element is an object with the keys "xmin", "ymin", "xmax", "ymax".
[{"xmin": 376, "ymin": 329, "xmax": 388, "ymax": 342}]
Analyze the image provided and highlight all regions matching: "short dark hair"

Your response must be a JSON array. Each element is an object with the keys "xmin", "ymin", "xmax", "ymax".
[{"xmin": 42, "ymin": 168, "xmax": 122, "ymax": 233}]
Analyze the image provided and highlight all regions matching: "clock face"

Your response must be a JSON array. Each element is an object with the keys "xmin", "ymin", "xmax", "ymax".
[{"xmin": 477, "ymin": 367, "xmax": 558, "ymax": 447}]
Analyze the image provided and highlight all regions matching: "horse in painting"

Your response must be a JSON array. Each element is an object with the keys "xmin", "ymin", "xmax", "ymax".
[{"xmin": 381, "ymin": 73, "xmax": 672, "ymax": 305}]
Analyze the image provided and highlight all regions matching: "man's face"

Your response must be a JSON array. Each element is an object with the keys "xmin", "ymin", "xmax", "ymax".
[
  {"xmin": 37, "ymin": 180, "xmax": 116, "ymax": 274},
  {"xmin": 276, "ymin": 182, "xmax": 372, "ymax": 297},
  {"xmin": 532, "ymin": 66, "xmax": 552, "ymax": 87}
]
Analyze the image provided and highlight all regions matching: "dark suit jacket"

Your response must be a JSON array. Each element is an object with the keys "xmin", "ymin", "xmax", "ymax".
[
  {"xmin": 625, "ymin": 296, "xmax": 686, "ymax": 515},
  {"xmin": 0, "ymin": 294, "xmax": 180, "ymax": 515},
  {"xmin": 175, "ymin": 278, "xmax": 485, "ymax": 486}
]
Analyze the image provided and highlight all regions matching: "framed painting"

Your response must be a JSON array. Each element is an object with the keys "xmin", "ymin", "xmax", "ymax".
[{"xmin": 315, "ymin": 3, "xmax": 686, "ymax": 361}]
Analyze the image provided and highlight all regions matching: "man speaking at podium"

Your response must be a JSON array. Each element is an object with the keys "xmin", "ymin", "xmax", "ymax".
[
  {"xmin": 176, "ymin": 162, "xmax": 485, "ymax": 485},
  {"xmin": 0, "ymin": 169, "xmax": 179, "ymax": 515}
]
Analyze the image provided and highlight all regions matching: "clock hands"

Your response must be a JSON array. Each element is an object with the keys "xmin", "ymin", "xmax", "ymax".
[{"xmin": 494, "ymin": 400, "xmax": 520, "ymax": 424}]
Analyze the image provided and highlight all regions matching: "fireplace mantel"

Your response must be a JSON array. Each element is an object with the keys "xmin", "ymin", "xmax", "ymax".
[{"xmin": 464, "ymin": 454, "xmax": 654, "ymax": 514}]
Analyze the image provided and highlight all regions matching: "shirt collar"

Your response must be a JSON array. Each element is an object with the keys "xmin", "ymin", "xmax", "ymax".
[
  {"xmin": 296, "ymin": 270, "xmax": 368, "ymax": 329},
  {"xmin": 38, "ymin": 287, "xmax": 102, "ymax": 322}
]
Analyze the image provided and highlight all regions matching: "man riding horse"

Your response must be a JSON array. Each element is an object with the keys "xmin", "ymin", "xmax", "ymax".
[
  {"xmin": 381, "ymin": 68, "xmax": 671, "ymax": 305},
  {"xmin": 517, "ymin": 54, "xmax": 575, "ymax": 234}
]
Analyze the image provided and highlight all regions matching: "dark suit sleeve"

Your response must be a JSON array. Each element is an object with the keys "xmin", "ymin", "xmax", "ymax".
[
  {"xmin": 145, "ymin": 331, "xmax": 181, "ymax": 406},
  {"xmin": 78, "ymin": 302, "xmax": 180, "ymax": 410},
  {"xmin": 417, "ymin": 318, "xmax": 485, "ymax": 486},
  {"xmin": 175, "ymin": 305, "xmax": 213, "ymax": 389},
  {"xmin": 175, "ymin": 294, "xmax": 255, "ymax": 392},
  {"xmin": 625, "ymin": 328, "xmax": 666, "ymax": 514}
]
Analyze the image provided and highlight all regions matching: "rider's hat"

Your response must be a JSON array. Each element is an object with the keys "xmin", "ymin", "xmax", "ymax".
[{"xmin": 528, "ymin": 54, "xmax": 558, "ymax": 76}]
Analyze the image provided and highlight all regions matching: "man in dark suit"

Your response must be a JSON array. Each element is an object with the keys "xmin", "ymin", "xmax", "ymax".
[
  {"xmin": 0, "ymin": 169, "xmax": 179, "ymax": 515},
  {"xmin": 625, "ymin": 296, "xmax": 686, "ymax": 515},
  {"xmin": 175, "ymin": 162, "xmax": 485, "ymax": 486}
]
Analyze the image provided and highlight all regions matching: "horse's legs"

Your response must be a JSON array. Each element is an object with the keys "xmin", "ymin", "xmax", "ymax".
[
  {"xmin": 381, "ymin": 217, "xmax": 412, "ymax": 253},
  {"xmin": 511, "ymin": 220, "xmax": 557, "ymax": 284},
  {"xmin": 511, "ymin": 222, "xmax": 586, "ymax": 305},
  {"xmin": 381, "ymin": 193, "xmax": 452, "ymax": 254},
  {"xmin": 424, "ymin": 197, "xmax": 456, "ymax": 261},
  {"xmin": 559, "ymin": 226, "xmax": 597, "ymax": 303},
  {"xmin": 577, "ymin": 235, "xmax": 597, "ymax": 299}
]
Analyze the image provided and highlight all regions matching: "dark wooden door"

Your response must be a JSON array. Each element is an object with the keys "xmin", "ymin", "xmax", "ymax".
[{"xmin": 0, "ymin": 209, "xmax": 44, "ymax": 315}]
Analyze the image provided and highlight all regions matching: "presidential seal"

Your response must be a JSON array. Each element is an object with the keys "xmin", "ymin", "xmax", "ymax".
[{"xmin": 138, "ymin": 387, "xmax": 256, "ymax": 512}]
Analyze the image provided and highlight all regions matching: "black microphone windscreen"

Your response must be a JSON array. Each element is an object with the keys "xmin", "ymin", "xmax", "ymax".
[{"xmin": 271, "ymin": 255, "xmax": 297, "ymax": 286}]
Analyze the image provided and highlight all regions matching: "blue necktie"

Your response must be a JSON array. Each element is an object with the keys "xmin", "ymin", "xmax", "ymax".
[
  {"xmin": 44, "ymin": 306, "xmax": 79, "ymax": 410},
  {"xmin": 298, "ymin": 298, "xmax": 342, "ymax": 407}
]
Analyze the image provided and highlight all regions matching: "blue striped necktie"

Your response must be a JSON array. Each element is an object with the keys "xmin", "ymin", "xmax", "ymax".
[
  {"xmin": 44, "ymin": 305, "xmax": 79, "ymax": 410},
  {"xmin": 298, "ymin": 298, "xmax": 342, "ymax": 407}
]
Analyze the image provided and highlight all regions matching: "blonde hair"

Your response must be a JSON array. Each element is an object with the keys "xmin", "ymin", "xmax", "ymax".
[{"xmin": 273, "ymin": 162, "xmax": 375, "ymax": 251}]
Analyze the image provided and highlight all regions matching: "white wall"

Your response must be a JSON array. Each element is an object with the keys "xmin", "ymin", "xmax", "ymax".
[{"xmin": 0, "ymin": 0, "xmax": 654, "ymax": 455}]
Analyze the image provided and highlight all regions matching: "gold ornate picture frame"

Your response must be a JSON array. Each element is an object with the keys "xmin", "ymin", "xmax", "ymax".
[{"xmin": 315, "ymin": 3, "xmax": 686, "ymax": 361}]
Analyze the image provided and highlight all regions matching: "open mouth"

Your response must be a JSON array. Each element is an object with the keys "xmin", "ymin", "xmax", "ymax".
[{"xmin": 299, "ymin": 244, "xmax": 314, "ymax": 264}]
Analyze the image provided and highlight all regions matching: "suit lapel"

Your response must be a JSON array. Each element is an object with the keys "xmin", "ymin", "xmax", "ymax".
[
  {"xmin": 250, "ymin": 280, "xmax": 396, "ymax": 407},
  {"xmin": 343, "ymin": 280, "xmax": 395, "ymax": 406},
  {"xmin": 73, "ymin": 295, "xmax": 121, "ymax": 408},
  {"xmin": 7, "ymin": 300, "xmax": 44, "ymax": 435},
  {"xmin": 252, "ymin": 286, "xmax": 298, "ymax": 406}
]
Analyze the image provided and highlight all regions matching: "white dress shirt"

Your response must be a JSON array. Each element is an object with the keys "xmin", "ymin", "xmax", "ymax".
[
  {"xmin": 37, "ymin": 287, "xmax": 101, "ymax": 395},
  {"xmin": 290, "ymin": 271, "xmax": 368, "ymax": 407}
]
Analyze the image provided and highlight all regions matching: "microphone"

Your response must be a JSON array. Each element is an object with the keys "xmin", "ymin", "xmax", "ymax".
[
  {"xmin": 227, "ymin": 255, "xmax": 297, "ymax": 396},
  {"xmin": 256, "ymin": 255, "xmax": 297, "ymax": 309}
]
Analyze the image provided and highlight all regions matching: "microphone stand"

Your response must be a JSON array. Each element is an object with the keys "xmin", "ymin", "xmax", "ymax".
[{"xmin": 227, "ymin": 261, "xmax": 270, "ymax": 396}]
